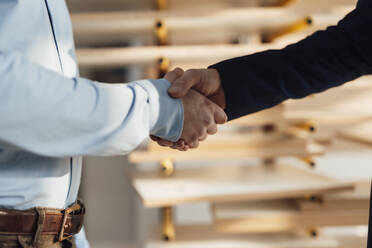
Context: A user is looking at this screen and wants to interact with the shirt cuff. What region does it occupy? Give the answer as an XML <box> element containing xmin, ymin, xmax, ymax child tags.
<box><xmin>134</xmin><ymin>79</ymin><xmax>184</xmax><ymax>142</ymax></box>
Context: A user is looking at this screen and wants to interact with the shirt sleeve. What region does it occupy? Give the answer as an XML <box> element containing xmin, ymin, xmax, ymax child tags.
<box><xmin>210</xmin><ymin>2</ymin><xmax>372</xmax><ymax>120</ymax></box>
<box><xmin>0</xmin><ymin>51</ymin><xmax>183</xmax><ymax>157</ymax></box>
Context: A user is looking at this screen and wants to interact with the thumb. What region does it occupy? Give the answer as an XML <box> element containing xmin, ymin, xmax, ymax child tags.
<box><xmin>213</xmin><ymin>104</ymin><xmax>228</xmax><ymax>124</ymax></box>
<box><xmin>168</xmin><ymin>69</ymin><xmax>201</xmax><ymax>98</ymax></box>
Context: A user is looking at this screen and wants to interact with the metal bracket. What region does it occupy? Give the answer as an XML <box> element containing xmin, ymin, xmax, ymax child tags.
<box><xmin>162</xmin><ymin>206</ymin><xmax>175</xmax><ymax>241</ymax></box>
<box><xmin>298</xmin><ymin>156</ymin><xmax>316</xmax><ymax>168</ymax></box>
<box><xmin>155</xmin><ymin>20</ymin><xmax>168</xmax><ymax>46</ymax></box>
<box><xmin>155</xmin><ymin>0</ymin><xmax>167</xmax><ymax>10</ymax></box>
<box><xmin>260</xmin><ymin>0</ymin><xmax>296</xmax><ymax>7</ymax></box>
<box><xmin>158</xmin><ymin>57</ymin><xmax>170</xmax><ymax>78</ymax></box>
<box><xmin>159</xmin><ymin>159</ymin><xmax>175</xmax><ymax>241</ymax></box>
<box><xmin>293</xmin><ymin>120</ymin><xmax>318</xmax><ymax>133</ymax></box>
<box><xmin>308</xmin><ymin>228</ymin><xmax>319</xmax><ymax>238</ymax></box>
<box><xmin>159</xmin><ymin>158</ymin><xmax>174</xmax><ymax>177</ymax></box>
<box><xmin>305</xmin><ymin>194</ymin><xmax>324</xmax><ymax>204</ymax></box>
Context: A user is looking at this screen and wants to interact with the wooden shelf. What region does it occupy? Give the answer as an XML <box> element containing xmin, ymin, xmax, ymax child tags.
<box><xmin>67</xmin><ymin>0</ymin><xmax>356</xmax><ymax>13</ymax></box>
<box><xmin>227</xmin><ymin>105</ymin><xmax>286</xmax><ymax>126</ymax></box>
<box><xmin>213</xmin><ymin>181</ymin><xmax>370</xmax><ymax>233</ymax></box>
<box><xmin>337</xmin><ymin>119</ymin><xmax>372</xmax><ymax>147</ymax></box>
<box><xmin>146</xmin><ymin>225</ymin><xmax>340</xmax><ymax>248</ymax></box>
<box><xmin>147</xmin><ymin>133</ymin><xmax>309</xmax><ymax>151</ymax></box>
<box><xmin>129</xmin><ymin>140</ymin><xmax>324</xmax><ymax>163</ymax></box>
<box><xmin>76</xmin><ymin>44</ymin><xmax>276</xmax><ymax>68</ymax></box>
<box><xmin>213</xmin><ymin>200</ymin><xmax>368</xmax><ymax>233</ymax></box>
<box><xmin>71</xmin><ymin>7</ymin><xmax>350</xmax><ymax>36</ymax></box>
<box><xmin>131</xmin><ymin>164</ymin><xmax>353</xmax><ymax>208</ymax></box>
<box><xmin>285</xmin><ymin>84</ymin><xmax>372</xmax><ymax>123</ymax></box>
<box><xmin>130</xmin><ymin>124</ymin><xmax>325</xmax><ymax>163</ymax></box>
<box><xmin>298</xmin><ymin>181</ymin><xmax>371</xmax><ymax>211</ymax></box>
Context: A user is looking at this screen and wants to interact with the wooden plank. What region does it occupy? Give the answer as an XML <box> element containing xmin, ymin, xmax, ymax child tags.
<box><xmin>297</xmin><ymin>181</ymin><xmax>371</xmax><ymax>211</ymax></box>
<box><xmin>131</xmin><ymin>164</ymin><xmax>353</xmax><ymax>208</ymax></box>
<box><xmin>337</xmin><ymin>120</ymin><xmax>372</xmax><ymax>147</ymax></box>
<box><xmin>324</xmin><ymin>226</ymin><xmax>368</xmax><ymax>248</ymax></box>
<box><xmin>146</xmin><ymin>225</ymin><xmax>339</xmax><ymax>248</ymax></box>
<box><xmin>76</xmin><ymin>44</ymin><xmax>277</xmax><ymax>68</ymax></box>
<box><xmin>228</xmin><ymin>105</ymin><xmax>286</xmax><ymax>126</ymax></box>
<box><xmin>213</xmin><ymin>199</ymin><xmax>368</xmax><ymax>233</ymax></box>
<box><xmin>147</xmin><ymin>133</ymin><xmax>308</xmax><ymax>151</ymax></box>
<box><xmin>67</xmin><ymin>0</ymin><xmax>356</xmax><ymax>13</ymax></box>
<box><xmin>71</xmin><ymin>7</ymin><xmax>350</xmax><ymax>36</ymax></box>
<box><xmin>284</xmin><ymin>82</ymin><xmax>372</xmax><ymax>123</ymax></box>
<box><xmin>129</xmin><ymin>140</ymin><xmax>324</xmax><ymax>163</ymax></box>
<box><xmin>71</xmin><ymin>1</ymin><xmax>354</xmax><ymax>45</ymax></box>
<box><xmin>71</xmin><ymin>8</ymin><xmax>302</xmax><ymax>35</ymax></box>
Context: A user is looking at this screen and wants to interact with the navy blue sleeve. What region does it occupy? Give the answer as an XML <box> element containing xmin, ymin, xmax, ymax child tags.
<box><xmin>210</xmin><ymin>0</ymin><xmax>372</xmax><ymax>120</ymax></box>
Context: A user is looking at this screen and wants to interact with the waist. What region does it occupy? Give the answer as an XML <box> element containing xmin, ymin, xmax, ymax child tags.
<box><xmin>0</xmin><ymin>201</ymin><xmax>85</xmax><ymax>243</ymax></box>
<box><xmin>0</xmin><ymin>152</ymin><xmax>82</xmax><ymax>209</ymax></box>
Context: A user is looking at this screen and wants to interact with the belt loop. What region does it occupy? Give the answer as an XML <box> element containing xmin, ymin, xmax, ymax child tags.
<box><xmin>32</xmin><ymin>208</ymin><xmax>46</xmax><ymax>247</ymax></box>
<box><xmin>18</xmin><ymin>235</ymin><xmax>33</xmax><ymax>248</ymax></box>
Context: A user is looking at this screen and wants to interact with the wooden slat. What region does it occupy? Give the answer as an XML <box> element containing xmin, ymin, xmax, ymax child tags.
<box><xmin>129</xmin><ymin>140</ymin><xmax>324</xmax><ymax>163</ymax></box>
<box><xmin>213</xmin><ymin>199</ymin><xmax>368</xmax><ymax>233</ymax></box>
<box><xmin>71</xmin><ymin>7</ymin><xmax>350</xmax><ymax>36</ymax></box>
<box><xmin>228</xmin><ymin>105</ymin><xmax>286</xmax><ymax>126</ymax></box>
<box><xmin>337</xmin><ymin>120</ymin><xmax>372</xmax><ymax>147</ymax></box>
<box><xmin>297</xmin><ymin>181</ymin><xmax>371</xmax><ymax>211</ymax></box>
<box><xmin>284</xmin><ymin>80</ymin><xmax>372</xmax><ymax>123</ymax></box>
<box><xmin>146</xmin><ymin>224</ymin><xmax>339</xmax><ymax>248</ymax></box>
<box><xmin>147</xmin><ymin>133</ymin><xmax>307</xmax><ymax>151</ymax></box>
<box><xmin>131</xmin><ymin>164</ymin><xmax>353</xmax><ymax>208</ymax></box>
<box><xmin>324</xmin><ymin>226</ymin><xmax>368</xmax><ymax>248</ymax></box>
<box><xmin>67</xmin><ymin>0</ymin><xmax>357</xmax><ymax>13</ymax></box>
<box><xmin>71</xmin><ymin>8</ymin><xmax>301</xmax><ymax>35</ymax></box>
<box><xmin>76</xmin><ymin>44</ymin><xmax>277</xmax><ymax>67</ymax></box>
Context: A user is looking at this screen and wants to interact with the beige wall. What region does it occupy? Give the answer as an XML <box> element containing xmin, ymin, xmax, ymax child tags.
<box><xmin>80</xmin><ymin>156</ymin><xmax>136</xmax><ymax>247</ymax></box>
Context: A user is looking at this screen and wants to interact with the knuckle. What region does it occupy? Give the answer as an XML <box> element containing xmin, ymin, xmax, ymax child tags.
<box><xmin>174</xmin><ymin>67</ymin><xmax>184</xmax><ymax>75</ymax></box>
<box><xmin>187</xmin><ymin>69</ymin><xmax>200</xmax><ymax>79</ymax></box>
<box><xmin>199</xmin><ymin>133</ymin><xmax>208</xmax><ymax>141</ymax></box>
<box><xmin>187</xmin><ymin>69</ymin><xmax>197</xmax><ymax>76</ymax></box>
<box><xmin>203</xmin><ymin>117</ymin><xmax>212</xmax><ymax>126</ymax></box>
<box><xmin>190</xmin><ymin>134</ymin><xmax>198</xmax><ymax>142</ymax></box>
<box><xmin>208</xmin><ymin>125</ymin><xmax>217</xmax><ymax>135</ymax></box>
<box><xmin>189</xmin><ymin>141</ymin><xmax>199</xmax><ymax>149</ymax></box>
<box><xmin>197</xmin><ymin>128</ymin><xmax>205</xmax><ymax>137</ymax></box>
<box><xmin>204</xmin><ymin>99</ymin><xmax>214</xmax><ymax>110</ymax></box>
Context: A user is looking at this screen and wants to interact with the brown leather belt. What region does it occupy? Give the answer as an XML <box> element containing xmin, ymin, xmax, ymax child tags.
<box><xmin>0</xmin><ymin>202</ymin><xmax>85</xmax><ymax>242</ymax></box>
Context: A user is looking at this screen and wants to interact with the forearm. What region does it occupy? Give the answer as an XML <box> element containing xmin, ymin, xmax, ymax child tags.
<box><xmin>210</xmin><ymin>4</ymin><xmax>372</xmax><ymax>120</ymax></box>
<box><xmin>0</xmin><ymin>51</ymin><xmax>183</xmax><ymax>157</ymax></box>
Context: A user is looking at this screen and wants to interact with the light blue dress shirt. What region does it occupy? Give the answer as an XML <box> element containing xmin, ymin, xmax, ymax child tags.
<box><xmin>0</xmin><ymin>0</ymin><xmax>184</xmax><ymax>247</ymax></box>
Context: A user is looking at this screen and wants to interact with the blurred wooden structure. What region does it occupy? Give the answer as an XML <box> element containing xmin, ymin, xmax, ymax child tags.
<box><xmin>69</xmin><ymin>0</ymin><xmax>371</xmax><ymax>247</ymax></box>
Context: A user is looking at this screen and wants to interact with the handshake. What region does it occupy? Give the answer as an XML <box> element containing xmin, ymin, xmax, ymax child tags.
<box><xmin>151</xmin><ymin>68</ymin><xmax>227</xmax><ymax>151</ymax></box>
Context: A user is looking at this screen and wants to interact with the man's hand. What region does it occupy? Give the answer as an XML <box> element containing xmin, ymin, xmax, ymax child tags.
<box><xmin>151</xmin><ymin>89</ymin><xmax>226</xmax><ymax>150</ymax></box>
<box><xmin>150</xmin><ymin>68</ymin><xmax>227</xmax><ymax>150</ymax></box>
<box><xmin>167</xmin><ymin>68</ymin><xmax>226</xmax><ymax>109</ymax></box>
<box><xmin>182</xmin><ymin>89</ymin><xmax>227</xmax><ymax>147</ymax></box>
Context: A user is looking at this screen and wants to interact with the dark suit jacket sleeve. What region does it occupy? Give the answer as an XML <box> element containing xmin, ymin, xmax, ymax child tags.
<box><xmin>209</xmin><ymin>0</ymin><xmax>372</xmax><ymax>121</ymax></box>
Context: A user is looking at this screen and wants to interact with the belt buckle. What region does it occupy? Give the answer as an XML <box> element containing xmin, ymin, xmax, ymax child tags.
<box><xmin>58</xmin><ymin>203</ymin><xmax>82</xmax><ymax>242</ymax></box>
